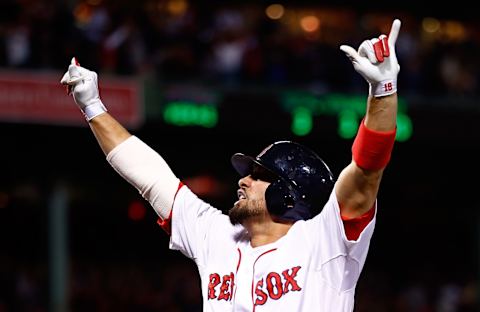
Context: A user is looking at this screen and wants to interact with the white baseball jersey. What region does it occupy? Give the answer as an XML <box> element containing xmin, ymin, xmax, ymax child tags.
<box><xmin>168</xmin><ymin>184</ymin><xmax>376</xmax><ymax>312</ymax></box>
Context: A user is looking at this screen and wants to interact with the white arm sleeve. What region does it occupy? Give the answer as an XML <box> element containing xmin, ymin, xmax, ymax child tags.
<box><xmin>106</xmin><ymin>136</ymin><xmax>180</xmax><ymax>219</ymax></box>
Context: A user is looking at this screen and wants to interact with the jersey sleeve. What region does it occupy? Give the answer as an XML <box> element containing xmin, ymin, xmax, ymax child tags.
<box><xmin>304</xmin><ymin>185</ymin><xmax>377</xmax><ymax>292</ymax></box>
<box><xmin>168</xmin><ymin>185</ymin><xmax>227</xmax><ymax>262</ymax></box>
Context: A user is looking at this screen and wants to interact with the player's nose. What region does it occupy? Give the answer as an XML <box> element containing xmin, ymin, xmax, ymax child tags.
<box><xmin>238</xmin><ymin>175</ymin><xmax>253</xmax><ymax>188</ymax></box>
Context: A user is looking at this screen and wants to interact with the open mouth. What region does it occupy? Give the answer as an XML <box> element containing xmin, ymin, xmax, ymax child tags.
<box><xmin>237</xmin><ymin>189</ymin><xmax>247</xmax><ymax>200</ymax></box>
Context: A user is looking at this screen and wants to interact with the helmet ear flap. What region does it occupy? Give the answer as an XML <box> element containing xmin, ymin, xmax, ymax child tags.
<box><xmin>265</xmin><ymin>180</ymin><xmax>294</xmax><ymax>217</ymax></box>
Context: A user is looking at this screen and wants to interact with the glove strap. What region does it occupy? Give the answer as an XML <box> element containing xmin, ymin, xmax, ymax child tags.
<box><xmin>83</xmin><ymin>100</ymin><xmax>107</xmax><ymax>121</ymax></box>
<box><xmin>369</xmin><ymin>79</ymin><xmax>397</xmax><ymax>97</ymax></box>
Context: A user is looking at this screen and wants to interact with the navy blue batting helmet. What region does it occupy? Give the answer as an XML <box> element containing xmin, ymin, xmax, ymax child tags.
<box><xmin>231</xmin><ymin>141</ymin><xmax>335</xmax><ymax>222</ymax></box>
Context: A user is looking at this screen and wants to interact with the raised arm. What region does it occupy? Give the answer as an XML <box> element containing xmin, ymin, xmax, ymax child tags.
<box><xmin>60</xmin><ymin>59</ymin><xmax>180</xmax><ymax>221</ymax></box>
<box><xmin>88</xmin><ymin>113</ymin><xmax>132</xmax><ymax>155</ymax></box>
<box><xmin>336</xmin><ymin>19</ymin><xmax>401</xmax><ymax>218</ymax></box>
<box><xmin>60</xmin><ymin>58</ymin><xmax>131</xmax><ymax>154</ymax></box>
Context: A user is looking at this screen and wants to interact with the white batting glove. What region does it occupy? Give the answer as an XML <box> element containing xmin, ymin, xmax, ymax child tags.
<box><xmin>340</xmin><ymin>19</ymin><xmax>401</xmax><ymax>97</ymax></box>
<box><xmin>60</xmin><ymin>57</ymin><xmax>107</xmax><ymax>121</ymax></box>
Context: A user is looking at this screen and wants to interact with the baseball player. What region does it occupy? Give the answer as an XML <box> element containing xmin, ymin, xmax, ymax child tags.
<box><xmin>61</xmin><ymin>19</ymin><xmax>402</xmax><ymax>311</ymax></box>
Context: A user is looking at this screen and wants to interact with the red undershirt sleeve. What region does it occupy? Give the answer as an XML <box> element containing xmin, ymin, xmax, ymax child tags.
<box><xmin>341</xmin><ymin>206</ymin><xmax>376</xmax><ymax>241</ymax></box>
<box><xmin>157</xmin><ymin>182</ymin><xmax>184</xmax><ymax>235</ymax></box>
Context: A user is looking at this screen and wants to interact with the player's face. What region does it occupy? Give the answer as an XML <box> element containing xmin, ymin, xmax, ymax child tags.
<box><xmin>229</xmin><ymin>166</ymin><xmax>276</xmax><ymax>225</ymax></box>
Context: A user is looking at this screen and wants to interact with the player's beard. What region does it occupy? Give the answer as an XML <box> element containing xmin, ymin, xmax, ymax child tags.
<box><xmin>229</xmin><ymin>198</ymin><xmax>267</xmax><ymax>225</ymax></box>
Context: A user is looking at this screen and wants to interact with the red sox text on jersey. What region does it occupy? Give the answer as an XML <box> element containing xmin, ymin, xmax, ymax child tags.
<box><xmin>208</xmin><ymin>266</ymin><xmax>302</xmax><ymax>304</ymax></box>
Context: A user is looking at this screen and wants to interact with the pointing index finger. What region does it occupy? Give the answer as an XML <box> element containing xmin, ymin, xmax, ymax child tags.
<box><xmin>388</xmin><ymin>19</ymin><xmax>401</xmax><ymax>46</ymax></box>
<box><xmin>71</xmin><ymin>57</ymin><xmax>80</xmax><ymax>66</ymax></box>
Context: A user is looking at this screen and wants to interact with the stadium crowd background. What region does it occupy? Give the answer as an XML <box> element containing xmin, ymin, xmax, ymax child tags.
<box><xmin>0</xmin><ymin>0</ymin><xmax>479</xmax><ymax>311</ymax></box>
<box><xmin>1</xmin><ymin>0</ymin><xmax>479</xmax><ymax>96</ymax></box>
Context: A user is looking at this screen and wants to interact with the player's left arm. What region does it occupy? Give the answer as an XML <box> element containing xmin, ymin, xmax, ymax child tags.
<box><xmin>335</xmin><ymin>19</ymin><xmax>401</xmax><ymax>219</ymax></box>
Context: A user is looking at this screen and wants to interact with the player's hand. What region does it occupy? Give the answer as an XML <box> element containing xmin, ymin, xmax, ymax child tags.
<box><xmin>60</xmin><ymin>57</ymin><xmax>107</xmax><ymax>120</ymax></box>
<box><xmin>340</xmin><ymin>19</ymin><xmax>401</xmax><ymax>97</ymax></box>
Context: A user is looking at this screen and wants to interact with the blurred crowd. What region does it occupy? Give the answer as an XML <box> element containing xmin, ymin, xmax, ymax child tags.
<box><xmin>0</xmin><ymin>0</ymin><xmax>480</xmax><ymax>96</ymax></box>
<box><xmin>0</xmin><ymin>257</ymin><xmax>202</xmax><ymax>312</ymax></box>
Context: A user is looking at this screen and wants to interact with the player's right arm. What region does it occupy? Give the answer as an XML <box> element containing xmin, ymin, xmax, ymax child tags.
<box><xmin>60</xmin><ymin>59</ymin><xmax>179</xmax><ymax>221</ymax></box>
<box><xmin>87</xmin><ymin>113</ymin><xmax>131</xmax><ymax>155</ymax></box>
<box><xmin>60</xmin><ymin>59</ymin><xmax>233</xmax><ymax>263</ymax></box>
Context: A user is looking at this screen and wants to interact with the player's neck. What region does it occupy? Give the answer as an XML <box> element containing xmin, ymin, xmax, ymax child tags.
<box><xmin>244</xmin><ymin>219</ymin><xmax>293</xmax><ymax>248</ymax></box>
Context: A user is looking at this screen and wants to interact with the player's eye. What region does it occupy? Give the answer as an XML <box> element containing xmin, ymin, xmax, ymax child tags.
<box><xmin>250</xmin><ymin>166</ymin><xmax>277</xmax><ymax>183</ymax></box>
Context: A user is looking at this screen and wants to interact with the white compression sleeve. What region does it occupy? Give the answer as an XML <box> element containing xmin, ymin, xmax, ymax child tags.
<box><xmin>106</xmin><ymin>136</ymin><xmax>180</xmax><ymax>220</ymax></box>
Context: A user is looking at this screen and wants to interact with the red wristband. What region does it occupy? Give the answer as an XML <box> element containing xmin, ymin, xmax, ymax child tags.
<box><xmin>352</xmin><ymin>120</ymin><xmax>396</xmax><ymax>170</ymax></box>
